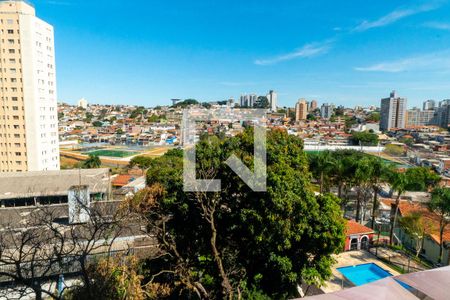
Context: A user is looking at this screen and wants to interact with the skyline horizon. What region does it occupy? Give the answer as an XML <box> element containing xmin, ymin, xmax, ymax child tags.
<box><xmin>62</xmin><ymin>89</ymin><xmax>444</xmax><ymax>110</ymax></box>
<box><xmin>30</xmin><ymin>0</ymin><xmax>450</xmax><ymax>108</ymax></box>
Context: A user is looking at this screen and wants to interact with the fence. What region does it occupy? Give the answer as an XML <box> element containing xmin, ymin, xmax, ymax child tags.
<box><xmin>368</xmin><ymin>243</ymin><xmax>428</xmax><ymax>273</ymax></box>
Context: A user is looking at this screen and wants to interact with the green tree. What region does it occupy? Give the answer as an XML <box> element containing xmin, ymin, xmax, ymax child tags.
<box><xmin>173</xmin><ymin>99</ymin><xmax>199</xmax><ymax>108</ymax></box>
<box><xmin>308</xmin><ymin>151</ymin><xmax>336</xmax><ymax>193</ymax></box>
<box><xmin>366</xmin><ymin>112</ymin><xmax>380</xmax><ymax>122</ymax></box>
<box><xmin>66</xmin><ymin>256</ymin><xmax>147</xmax><ymax>300</ymax></box>
<box><xmin>368</xmin><ymin>157</ymin><xmax>395</xmax><ymax>229</ymax></box>
<box><xmin>405</xmin><ymin>167</ymin><xmax>440</xmax><ymax>192</ymax></box>
<box><xmin>92</xmin><ymin>121</ymin><xmax>103</xmax><ymax>127</ymax></box>
<box><xmin>429</xmin><ymin>188</ymin><xmax>450</xmax><ymax>264</ymax></box>
<box><xmin>83</xmin><ymin>154</ymin><xmax>101</xmax><ymax>169</ymax></box>
<box><xmin>389</xmin><ymin>172</ymin><xmax>409</xmax><ymax>245</ymax></box>
<box><xmin>399</xmin><ymin>212</ymin><xmax>430</xmax><ymax>257</ymax></box>
<box><xmin>306</xmin><ymin>114</ymin><xmax>316</xmax><ymax>121</ymax></box>
<box><xmin>350</xmin><ymin>131</ymin><xmax>379</xmax><ymax>146</ymax></box>
<box><xmin>129</xmin><ymin>155</ymin><xmax>153</xmax><ymax>170</ymax></box>
<box><xmin>353</xmin><ymin>157</ymin><xmax>373</xmax><ymax>223</ymax></box>
<box><xmin>344</xmin><ymin>117</ymin><xmax>358</xmax><ymax>131</ymax></box>
<box><xmin>255</xmin><ymin>96</ymin><xmax>270</xmax><ymax>109</ymax></box>
<box><xmin>133</xmin><ymin>129</ymin><xmax>345</xmax><ymax>299</ymax></box>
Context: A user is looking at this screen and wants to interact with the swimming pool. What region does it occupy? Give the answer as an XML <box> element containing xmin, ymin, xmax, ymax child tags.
<box><xmin>337</xmin><ymin>263</ymin><xmax>392</xmax><ymax>286</ymax></box>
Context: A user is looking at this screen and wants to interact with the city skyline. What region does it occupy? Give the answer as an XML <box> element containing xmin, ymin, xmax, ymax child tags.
<box><xmin>33</xmin><ymin>0</ymin><xmax>450</xmax><ymax>108</ymax></box>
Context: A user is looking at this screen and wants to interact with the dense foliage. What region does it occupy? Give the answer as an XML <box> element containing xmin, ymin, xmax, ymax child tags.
<box><xmin>350</xmin><ymin>131</ymin><xmax>379</xmax><ymax>146</ymax></box>
<box><xmin>131</xmin><ymin>129</ymin><xmax>345</xmax><ymax>299</ymax></box>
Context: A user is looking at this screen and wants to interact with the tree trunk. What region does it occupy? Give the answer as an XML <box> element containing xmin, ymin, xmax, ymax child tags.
<box><xmin>439</xmin><ymin>219</ymin><xmax>445</xmax><ymax>264</ymax></box>
<box><xmin>356</xmin><ymin>189</ymin><xmax>361</xmax><ymax>223</ymax></box>
<box><xmin>33</xmin><ymin>287</ymin><xmax>42</xmax><ymax>300</ymax></box>
<box><xmin>416</xmin><ymin>237</ymin><xmax>422</xmax><ymax>257</ymax></box>
<box><xmin>209</xmin><ymin>215</ymin><xmax>233</xmax><ymax>298</ymax></box>
<box><xmin>389</xmin><ymin>193</ymin><xmax>401</xmax><ymax>245</ymax></box>
<box><xmin>320</xmin><ymin>172</ymin><xmax>324</xmax><ymax>194</ymax></box>
<box><xmin>371</xmin><ymin>186</ymin><xmax>378</xmax><ymax>229</ymax></box>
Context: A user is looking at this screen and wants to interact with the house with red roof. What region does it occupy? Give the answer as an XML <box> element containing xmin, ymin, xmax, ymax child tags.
<box><xmin>344</xmin><ymin>220</ymin><xmax>375</xmax><ymax>251</ymax></box>
<box><xmin>392</xmin><ymin>201</ymin><xmax>450</xmax><ymax>265</ymax></box>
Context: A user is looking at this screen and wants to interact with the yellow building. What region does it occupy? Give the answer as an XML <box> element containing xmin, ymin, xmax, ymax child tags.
<box><xmin>0</xmin><ymin>0</ymin><xmax>59</xmax><ymax>172</ymax></box>
<box><xmin>295</xmin><ymin>99</ymin><xmax>308</xmax><ymax>122</ymax></box>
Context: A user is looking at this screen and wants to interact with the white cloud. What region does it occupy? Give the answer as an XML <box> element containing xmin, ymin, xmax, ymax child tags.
<box><xmin>423</xmin><ymin>21</ymin><xmax>450</xmax><ymax>30</ymax></box>
<box><xmin>254</xmin><ymin>41</ymin><xmax>332</xmax><ymax>66</ymax></box>
<box><xmin>354</xmin><ymin>51</ymin><xmax>450</xmax><ymax>72</ymax></box>
<box><xmin>353</xmin><ymin>3</ymin><xmax>442</xmax><ymax>32</ymax></box>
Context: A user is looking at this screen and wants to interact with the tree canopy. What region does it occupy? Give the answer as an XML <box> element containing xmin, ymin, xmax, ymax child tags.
<box><xmin>350</xmin><ymin>131</ymin><xmax>379</xmax><ymax>146</ymax></box>
<box><xmin>131</xmin><ymin>129</ymin><xmax>345</xmax><ymax>299</ymax></box>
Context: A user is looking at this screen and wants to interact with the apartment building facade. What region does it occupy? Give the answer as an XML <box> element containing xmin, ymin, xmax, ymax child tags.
<box><xmin>0</xmin><ymin>0</ymin><xmax>59</xmax><ymax>172</ymax></box>
<box><xmin>295</xmin><ymin>99</ymin><xmax>307</xmax><ymax>122</ymax></box>
<box><xmin>406</xmin><ymin>108</ymin><xmax>436</xmax><ymax>128</ymax></box>
<box><xmin>380</xmin><ymin>90</ymin><xmax>407</xmax><ymax>131</ymax></box>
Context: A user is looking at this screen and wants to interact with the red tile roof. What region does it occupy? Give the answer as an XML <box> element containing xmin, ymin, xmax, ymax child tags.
<box><xmin>346</xmin><ymin>220</ymin><xmax>374</xmax><ymax>236</ymax></box>
<box><xmin>112</xmin><ymin>174</ymin><xmax>134</xmax><ymax>187</ymax></box>
<box><xmin>381</xmin><ymin>199</ymin><xmax>450</xmax><ymax>244</ymax></box>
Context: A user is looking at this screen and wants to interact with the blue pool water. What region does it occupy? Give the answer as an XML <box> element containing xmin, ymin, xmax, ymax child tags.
<box><xmin>337</xmin><ymin>263</ymin><xmax>393</xmax><ymax>286</ymax></box>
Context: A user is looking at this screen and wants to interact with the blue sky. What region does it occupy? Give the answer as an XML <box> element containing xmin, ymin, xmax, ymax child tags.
<box><xmin>35</xmin><ymin>0</ymin><xmax>450</xmax><ymax>108</ymax></box>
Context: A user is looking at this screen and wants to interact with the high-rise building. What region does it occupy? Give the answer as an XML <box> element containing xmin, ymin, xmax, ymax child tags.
<box><xmin>295</xmin><ymin>99</ymin><xmax>308</xmax><ymax>122</ymax></box>
<box><xmin>320</xmin><ymin>103</ymin><xmax>334</xmax><ymax>119</ymax></box>
<box><xmin>78</xmin><ymin>98</ymin><xmax>88</xmax><ymax>109</ymax></box>
<box><xmin>380</xmin><ymin>91</ymin><xmax>407</xmax><ymax>131</ymax></box>
<box><xmin>406</xmin><ymin>108</ymin><xmax>436</xmax><ymax>127</ymax></box>
<box><xmin>309</xmin><ymin>100</ymin><xmax>317</xmax><ymax>112</ymax></box>
<box><xmin>0</xmin><ymin>0</ymin><xmax>60</xmax><ymax>172</ymax></box>
<box><xmin>239</xmin><ymin>94</ymin><xmax>257</xmax><ymax>107</ymax></box>
<box><xmin>440</xmin><ymin>99</ymin><xmax>450</xmax><ymax>108</ymax></box>
<box><xmin>423</xmin><ymin>100</ymin><xmax>436</xmax><ymax>111</ymax></box>
<box><xmin>266</xmin><ymin>90</ymin><xmax>277</xmax><ymax>112</ymax></box>
<box><xmin>435</xmin><ymin>101</ymin><xmax>450</xmax><ymax>129</ymax></box>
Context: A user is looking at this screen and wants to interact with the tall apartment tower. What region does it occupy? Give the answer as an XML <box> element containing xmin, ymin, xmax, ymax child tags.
<box><xmin>423</xmin><ymin>99</ymin><xmax>435</xmax><ymax>111</ymax></box>
<box><xmin>309</xmin><ymin>99</ymin><xmax>317</xmax><ymax>112</ymax></box>
<box><xmin>0</xmin><ymin>0</ymin><xmax>60</xmax><ymax>172</ymax></box>
<box><xmin>380</xmin><ymin>91</ymin><xmax>407</xmax><ymax>131</ymax></box>
<box><xmin>295</xmin><ymin>99</ymin><xmax>307</xmax><ymax>122</ymax></box>
<box><xmin>239</xmin><ymin>94</ymin><xmax>257</xmax><ymax>107</ymax></box>
<box><xmin>266</xmin><ymin>90</ymin><xmax>277</xmax><ymax>112</ymax></box>
<box><xmin>320</xmin><ymin>103</ymin><xmax>334</xmax><ymax>119</ymax></box>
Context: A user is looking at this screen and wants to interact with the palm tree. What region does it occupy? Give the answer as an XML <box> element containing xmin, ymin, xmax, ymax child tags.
<box><xmin>309</xmin><ymin>151</ymin><xmax>336</xmax><ymax>193</ymax></box>
<box><xmin>354</xmin><ymin>157</ymin><xmax>372</xmax><ymax>223</ymax></box>
<box><xmin>429</xmin><ymin>187</ymin><xmax>450</xmax><ymax>264</ymax></box>
<box><xmin>83</xmin><ymin>154</ymin><xmax>102</xmax><ymax>169</ymax></box>
<box><xmin>369</xmin><ymin>158</ymin><xmax>395</xmax><ymax>229</ymax></box>
<box><xmin>389</xmin><ymin>171</ymin><xmax>409</xmax><ymax>245</ymax></box>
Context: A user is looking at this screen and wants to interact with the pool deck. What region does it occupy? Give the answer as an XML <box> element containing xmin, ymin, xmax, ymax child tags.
<box><xmin>322</xmin><ymin>250</ymin><xmax>401</xmax><ymax>293</ymax></box>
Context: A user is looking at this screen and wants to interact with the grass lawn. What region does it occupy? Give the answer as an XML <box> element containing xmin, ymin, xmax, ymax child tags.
<box><xmin>84</xmin><ymin>149</ymin><xmax>139</xmax><ymax>158</ymax></box>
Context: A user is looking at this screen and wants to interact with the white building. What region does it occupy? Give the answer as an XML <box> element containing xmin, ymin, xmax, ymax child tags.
<box><xmin>380</xmin><ymin>91</ymin><xmax>407</xmax><ymax>131</ymax></box>
<box><xmin>267</xmin><ymin>90</ymin><xmax>277</xmax><ymax>112</ymax></box>
<box><xmin>0</xmin><ymin>0</ymin><xmax>60</xmax><ymax>172</ymax></box>
<box><xmin>239</xmin><ymin>94</ymin><xmax>257</xmax><ymax>107</ymax></box>
<box><xmin>320</xmin><ymin>103</ymin><xmax>334</xmax><ymax>119</ymax></box>
<box><xmin>77</xmin><ymin>98</ymin><xmax>88</xmax><ymax>109</ymax></box>
<box><xmin>423</xmin><ymin>99</ymin><xmax>436</xmax><ymax>111</ymax></box>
